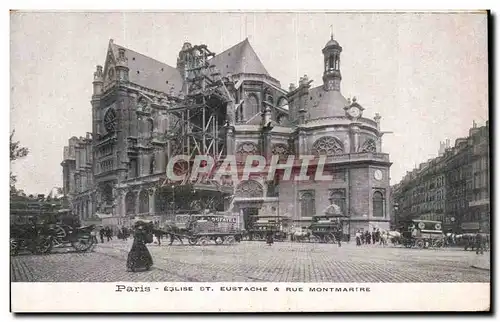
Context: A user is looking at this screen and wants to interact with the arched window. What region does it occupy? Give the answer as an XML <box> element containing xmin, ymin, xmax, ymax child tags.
<box><xmin>373</xmin><ymin>191</ymin><xmax>385</xmax><ymax>218</ymax></box>
<box><xmin>245</xmin><ymin>94</ymin><xmax>259</xmax><ymax>121</ymax></box>
<box><xmin>328</xmin><ymin>55</ymin><xmax>334</xmax><ymax>70</ymax></box>
<box><xmin>125</xmin><ymin>191</ymin><xmax>137</xmax><ymax>215</ymax></box>
<box><xmin>150</xmin><ymin>154</ymin><xmax>156</xmax><ymax>175</ymax></box>
<box><xmin>329</xmin><ymin>189</ymin><xmax>346</xmax><ymax>215</ymax></box>
<box><xmin>139</xmin><ymin>190</ymin><xmax>149</xmax><ymax>215</ymax></box>
<box><xmin>312</xmin><ymin>136</ymin><xmax>344</xmax><ymax>157</ymax></box>
<box><xmin>299</xmin><ymin>191</ymin><xmax>315</xmax><ymax>217</ymax></box>
<box><xmin>361</xmin><ymin>139</ymin><xmax>377</xmax><ymax>153</ymax></box>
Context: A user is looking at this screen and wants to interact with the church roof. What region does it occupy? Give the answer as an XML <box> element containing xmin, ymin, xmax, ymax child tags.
<box><xmin>307</xmin><ymin>86</ymin><xmax>348</xmax><ymax>120</ymax></box>
<box><xmin>208</xmin><ymin>38</ymin><xmax>270</xmax><ymax>77</ymax></box>
<box><xmin>110</xmin><ymin>42</ymin><xmax>184</xmax><ymax>94</ymax></box>
<box><xmin>107</xmin><ymin>38</ymin><xmax>270</xmax><ymax>95</ymax></box>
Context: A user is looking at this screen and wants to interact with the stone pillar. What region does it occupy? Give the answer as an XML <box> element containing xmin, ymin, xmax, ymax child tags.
<box><xmin>298</xmin><ymin>130</ymin><xmax>307</xmax><ymax>155</ymax></box>
<box><xmin>88</xmin><ymin>198</ymin><xmax>93</xmax><ymax>218</ymax></box>
<box><xmin>135</xmin><ymin>191</ymin><xmax>140</xmax><ymax>215</ymax></box>
<box><xmin>155</xmin><ymin>150</ymin><xmax>165</xmax><ymax>174</ymax></box>
<box><xmin>350</xmin><ymin>124</ymin><xmax>360</xmax><ymax>153</ymax></box>
<box><xmin>225</xmin><ymin>126</ymin><xmax>236</xmax><ymax>156</ymax></box>
<box><xmin>149</xmin><ymin>188</ymin><xmax>156</xmax><ymax>216</ymax></box>
<box><xmin>118</xmin><ymin>191</ymin><xmax>126</xmax><ymax>217</ymax></box>
<box><xmin>142</xmin><ymin>154</ymin><xmax>151</xmax><ymax>176</ymax></box>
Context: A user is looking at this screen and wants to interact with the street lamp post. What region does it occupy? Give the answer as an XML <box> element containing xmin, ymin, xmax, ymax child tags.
<box><xmin>393</xmin><ymin>202</ymin><xmax>399</xmax><ymax>231</ymax></box>
<box><xmin>171</xmin><ymin>185</ymin><xmax>175</xmax><ymax>220</ymax></box>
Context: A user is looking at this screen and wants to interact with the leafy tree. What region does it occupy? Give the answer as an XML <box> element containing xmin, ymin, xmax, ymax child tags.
<box><xmin>10</xmin><ymin>130</ymin><xmax>29</xmax><ymax>194</ymax></box>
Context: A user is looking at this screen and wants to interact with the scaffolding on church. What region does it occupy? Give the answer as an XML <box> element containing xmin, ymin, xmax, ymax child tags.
<box><xmin>156</xmin><ymin>43</ymin><xmax>236</xmax><ymax>214</ymax></box>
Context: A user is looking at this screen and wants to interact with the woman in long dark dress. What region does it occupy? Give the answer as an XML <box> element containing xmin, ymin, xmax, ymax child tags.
<box><xmin>127</xmin><ymin>221</ymin><xmax>154</xmax><ymax>272</ymax></box>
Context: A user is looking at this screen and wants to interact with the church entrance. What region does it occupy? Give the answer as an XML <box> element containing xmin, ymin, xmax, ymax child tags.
<box><xmin>242</xmin><ymin>208</ymin><xmax>259</xmax><ymax>231</ymax></box>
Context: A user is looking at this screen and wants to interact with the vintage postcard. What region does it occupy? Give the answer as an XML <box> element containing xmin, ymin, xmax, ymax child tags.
<box><xmin>9</xmin><ymin>10</ymin><xmax>490</xmax><ymax>312</ymax></box>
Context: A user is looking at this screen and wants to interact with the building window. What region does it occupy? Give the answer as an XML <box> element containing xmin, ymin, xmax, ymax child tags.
<box><xmin>329</xmin><ymin>189</ymin><xmax>346</xmax><ymax>215</ymax></box>
<box><xmin>299</xmin><ymin>190</ymin><xmax>315</xmax><ymax>217</ymax></box>
<box><xmin>373</xmin><ymin>191</ymin><xmax>385</xmax><ymax>217</ymax></box>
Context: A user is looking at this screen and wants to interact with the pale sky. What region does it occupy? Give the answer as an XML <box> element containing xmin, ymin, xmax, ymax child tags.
<box><xmin>10</xmin><ymin>12</ymin><xmax>488</xmax><ymax>195</ymax></box>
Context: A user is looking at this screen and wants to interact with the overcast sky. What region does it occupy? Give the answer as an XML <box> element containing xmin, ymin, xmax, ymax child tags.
<box><xmin>10</xmin><ymin>12</ymin><xmax>488</xmax><ymax>195</ymax></box>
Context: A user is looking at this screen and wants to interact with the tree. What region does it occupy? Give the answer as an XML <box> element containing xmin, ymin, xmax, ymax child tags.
<box><xmin>10</xmin><ymin>130</ymin><xmax>29</xmax><ymax>193</ymax></box>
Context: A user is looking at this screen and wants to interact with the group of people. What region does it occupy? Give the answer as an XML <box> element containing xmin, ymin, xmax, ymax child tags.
<box><xmin>355</xmin><ymin>228</ymin><xmax>387</xmax><ymax>246</ymax></box>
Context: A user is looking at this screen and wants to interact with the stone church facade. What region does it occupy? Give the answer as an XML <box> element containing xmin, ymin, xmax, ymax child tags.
<box><xmin>61</xmin><ymin>35</ymin><xmax>392</xmax><ymax>235</ymax></box>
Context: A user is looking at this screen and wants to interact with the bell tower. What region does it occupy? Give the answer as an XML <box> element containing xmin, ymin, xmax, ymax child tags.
<box><xmin>322</xmin><ymin>29</ymin><xmax>342</xmax><ymax>92</ymax></box>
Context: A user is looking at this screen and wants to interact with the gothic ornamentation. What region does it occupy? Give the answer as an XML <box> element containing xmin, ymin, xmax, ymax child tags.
<box><xmin>236</xmin><ymin>142</ymin><xmax>258</xmax><ymax>158</ymax></box>
<box><xmin>104</xmin><ymin>107</ymin><xmax>117</xmax><ymax>132</ymax></box>
<box><xmin>361</xmin><ymin>139</ymin><xmax>377</xmax><ymax>153</ymax></box>
<box><xmin>311</xmin><ymin>136</ymin><xmax>344</xmax><ymax>157</ymax></box>
<box><xmin>271</xmin><ymin>143</ymin><xmax>290</xmax><ymax>161</ymax></box>
<box><xmin>236</xmin><ymin>180</ymin><xmax>264</xmax><ymax>198</ymax></box>
<box><xmin>137</xmin><ymin>97</ymin><xmax>151</xmax><ymax>113</ymax></box>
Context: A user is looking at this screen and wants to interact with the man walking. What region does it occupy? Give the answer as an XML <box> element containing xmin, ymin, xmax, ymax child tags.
<box><xmin>355</xmin><ymin>230</ymin><xmax>361</xmax><ymax>246</ymax></box>
<box><xmin>475</xmin><ymin>232</ymin><xmax>484</xmax><ymax>255</ymax></box>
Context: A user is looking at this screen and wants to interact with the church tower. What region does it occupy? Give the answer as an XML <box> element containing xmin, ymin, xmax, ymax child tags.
<box><xmin>322</xmin><ymin>32</ymin><xmax>342</xmax><ymax>92</ymax></box>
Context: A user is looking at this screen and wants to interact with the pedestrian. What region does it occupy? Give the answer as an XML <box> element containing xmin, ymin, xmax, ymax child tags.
<box><xmin>91</xmin><ymin>228</ymin><xmax>98</xmax><ymax>244</ymax></box>
<box><xmin>365</xmin><ymin>231</ymin><xmax>371</xmax><ymax>245</ymax></box>
<box><xmin>99</xmin><ymin>227</ymin><xmax>105</xmax><ymax>243</ymax></box>
<box><xmin>122</xmin><ymin>227</ymin><xmax>128</xmax><ymax>241</ymax></box>
<box><xmin>105</xmin><ymin>227</ymin><xmax>112</xmax><ymax>242</ymax></box>
<box><xmin>360</xmin><ymin>231</ymin><xmax>365</xmax><ymax>244</ymax></box>
<box><xmin>355</xmin><ymin>230</ymin><xmax>361</xmax><ymax>246</ymax></box>
<box><xmin>372</xmin><ymin>229</ymin><xmax>376</xmax><ymax>244</ymax></box>
<box><xmin>376</xmin><ymin>229</ymin><xmax>381</xmax><ymax>243</ymax></box>
<box><xmin>475</xmin><ymin>232</ymin><xmax>484</xmax><ymax>255</ymax></box>
<box><xmin>266</xmin><ymin>230</ymin><xmax>274</xmax><ymax>245</ymax></box>
<box><xmin>155</xmin><ymin>229</ymin><xmax>162</xmax><ymax>246</ymax></box>
<box><xmin>126</xmin><ymin>221</ymin><xmax>154</xmax><ymax>272</ymax></box>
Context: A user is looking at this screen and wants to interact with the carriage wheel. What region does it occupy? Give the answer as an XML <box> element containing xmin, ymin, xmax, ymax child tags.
<box><xmin>10</xmin><ymin>238</ymin><xmax>20</xmax><ymax>256</ymax></box>
<box><xmin>214</xmin><ymin>237</ymin><xmax>224</xmax><ymax>245</ymax></box>
<box><xmin>188</xmin><ymin>237</ymin><xmax>199</xmax><ymax>245</ymax></box>
<box><xmin>224</xmin><ymin>236</ymin><xmax>236</xmax><ymax>245</ymax></box>
<box><xmin>432</xmin><ymin>239</ymin><xmax>444</xmax><ymax>248</ymax></box>
<box><xmin>70</xmin><ymin>235</ymin><xmax>94</xmax><ymax>252</ymax></box>
<box><xmin>309</xmin><ymin>235</ymin><xmax>320</xmax><ymax>243</ymax></box>
<box><xmin>416</xmin><ymin>239</ymin><xmax>425</xmax><ymax>249</ymax></box>
<box><xmin>324</xmin><ymin>234</ymin><xmax>335</xmax><ymax>244</ymax></box>
<box><xmin>198</xmin><ymin>237</ymin><xmax>210</xmax><ymax>246</ymax></box>
<box><xmin>52</xmin><ymin>225</ymin><xmax>67</xmax><ymax>246</ymax></box>
<box><xmin>32</xmin><ymin>236</ymin><xmax>53</xmax><ymax>254</ymax></box>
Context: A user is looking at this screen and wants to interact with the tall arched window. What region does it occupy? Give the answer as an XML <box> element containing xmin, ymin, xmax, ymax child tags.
<box><xmin>245</xmin><ymin>94</ymin><xmax>259</xmax><ymax>121</ymax></box>
<box><xmin>373</xmin><ymin>191</ymin><xmax>385</xmax><ymax>217</ymax></box>
<box><xmin>329</xmin><ymin>189</ymin><xmax>346</xmax><ymax>215</ymax></box>
<box><xmin>299</xmin><ymin>191</ymin><xmax>315</xmax><ymax>217</ymax></box>
<box><xmin>328</xmin><ymin>55</ymin><xmax>334</xmax><ymax>70</ymax></box>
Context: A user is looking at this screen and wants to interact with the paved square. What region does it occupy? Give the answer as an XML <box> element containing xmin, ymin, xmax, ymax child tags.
<box><xmin>11</xmin><ymin>240</ymin><xmax>490</xmax><ymax>283</ymax></box>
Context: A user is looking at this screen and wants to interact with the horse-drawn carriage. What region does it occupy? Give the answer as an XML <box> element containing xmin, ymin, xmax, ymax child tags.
<box><xmin>308</xmin><ymin>214</ymin><xmax>343</xmax><ymax>244</ymax></box>
<box><xmin>164</xmin><ymin>212</ymin><xmax>243</xmax><ymax>246</ymax></box>
<box><xmin>248</xmin><ymin>219</ymin><xmax>287</xmax><ymax>242</ymax></box>
<box><xmin>400</xmin><ymin>219</ymin><xmax>445</xmax><ymax>249</ymax></box>
<box><xmin>456</xmin><ymin>233</ymin><xmax>490</xmax><ymax>251</ymax></box>
<box><xmin>10</xmin><ymin>209</ymin><xmax>95</xmax><ymax>256</ymax></box>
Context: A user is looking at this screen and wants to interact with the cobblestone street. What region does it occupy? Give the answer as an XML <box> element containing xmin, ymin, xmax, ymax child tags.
<box><xmin>11</xmin><ymin>240</ymin><xmax>490</xmax><ymax>283</ymax></box>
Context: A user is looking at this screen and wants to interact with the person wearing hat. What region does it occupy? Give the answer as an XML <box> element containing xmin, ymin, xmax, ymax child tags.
<box><xmin>126</xmin><ymin>221</ymin><xmax>154</xmax><ymax>272</ymax></box>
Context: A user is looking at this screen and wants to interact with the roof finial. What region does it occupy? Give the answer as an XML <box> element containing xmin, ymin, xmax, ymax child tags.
<box><xmin>330</xmin><ymin>25</ymin><xmax>334</xmax><ymax>40</ymax></box>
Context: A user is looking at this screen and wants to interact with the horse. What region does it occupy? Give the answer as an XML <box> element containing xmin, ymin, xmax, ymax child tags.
<box><xmin>386</xmin><ymin>231</ymin><xmax>401</xmax><ymax>245</ymax></box>
<box><xmin>163</xmin><ymin>224</ymin><xmax>185</xmax><ymax>245</ymax></box>
<box><xmin>291</xmin><ymin>229</ymin><xmax>311</xmax><ymax>242</ymax></box>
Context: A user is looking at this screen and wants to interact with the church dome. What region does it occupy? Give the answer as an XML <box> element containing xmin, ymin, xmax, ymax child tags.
<box><xmin>307</xmin><ymin>86</ymin><xmax>348</xmax><ymax>120</ymax></box>
<box><xmin>324</xmin><ymin>38</ymin><xmax>339</xmax><ymax>48</ymax></box>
